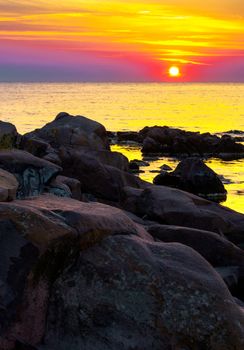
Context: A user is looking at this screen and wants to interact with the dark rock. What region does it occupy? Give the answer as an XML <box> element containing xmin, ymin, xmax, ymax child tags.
<box><xmin>139</xmin><ymin>125</ymin><xmax>244</xmax><ymax>158</ymax></box>
<box><xmin>147</xmin><ymin>224</ymin><xmax>244</xmax><ymax>269</ymax></box>
<box><xmin>0</xmin><ymin>169</ymin><xmax>18</xmax><ymax>201</ymax></box>
<box><xmin>42</xmin><ymin>235</ymin><xmax>244</xmax><ymax>350</ymax></box>
<box><xmin>51</xmin><ymin>175</ymin><xmax>82</xmax><ymax>200</ymax></box>
<box><xmin>131</xmin><ymin>159</ymin><xmax>150</xmax><ymax>167</ymax></box>
<box><xmin>0</xmin><ymin>150</ymin><xmax>61</xmax><ymax>198</ymax></box>
<box><xmin>117</xmin><ymin>131</ymin><xmax>142</xmax><ymax>143</ymax></box>
<box><xmin>129</xmin><ymin>160</ymin><xmax>140</xmax><ymax>172</ymax></box>
<box><xmin>87</xmin><ymin>150</ymin><xmax>129</xmax><ymax>171</ymax></box>
<box><xmin>160</xmin><ymin>164</ymin><xmax>173</xmax><ymax>171</ymax></box>
<box><xmin>59</xmin><ymin>148</ymin><xmax>146</xmax><ymax>202</ymax></box>
<box><xmin>0</xmin><ymin>220</ymin><xmax>40</xmax><ymax>337</ymax></box>
<box><xmin>153</xmin><ymin>158</ymin><xmax>227</xmax><ymax>202</ymax></box>
<box><xmin>24</xmin><ymin>112</ymin><xmax>110</xmax><ymax>151</ymax></box>
<box><xmin>147</xmin><ymin>224</ymin><xmax>244</xmax><ymax>300</ymax></box>
<box><xmin>0</xmin><ymin>121</ymin><xmax>18</xmax><ymax>149</ymax></box>
<box><xmin>122</xmin><ymin>185</ymin><xmax>244</xmax><ymax>245</ymax></box>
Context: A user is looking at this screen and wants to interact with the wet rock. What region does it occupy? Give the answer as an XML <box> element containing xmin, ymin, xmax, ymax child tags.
<box><xmin>0</xmin><ymin>169</ymin><xmax>18</xmax><ymax>201</ymax></box>
<box><xmin>0</xmin><ymin>150</ymin><xmax>61</xmax><ymax>198</ymax></box>
<box><xmin>24</xmin><ymin>112</ymin><xmax>110</xmax><ymax>151</ymax></box>
<box><xmin>153</xmin><ymin>158</ymin><xmax>227</xmax><ymax>202</ymax></box>
<box><xmin>122</xmin><ymin>185</ymin><xmax>244</xmax><ymax>245</ymax></box>
<box><xmin>42</xmin><ymin>235</ymin><xmax>244</xmax><ymax>350</ymax></box>
<box><xmin>0</xmin><ymin>121</ymin><xmax>18</xmax><ymax>149</ymax></box>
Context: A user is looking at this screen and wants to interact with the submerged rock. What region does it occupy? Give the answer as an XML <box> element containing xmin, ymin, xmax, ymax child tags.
<box><xmin>154</xmin><ymin>157</ymin><xmax>227</xmax><ymax>202</ymax></box>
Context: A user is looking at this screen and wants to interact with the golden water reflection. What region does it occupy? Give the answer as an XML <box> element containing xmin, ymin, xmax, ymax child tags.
<box><xmin>112</xmin><ymin>145</ymin><xmax>244</xmax><ymax>214</ymax></box>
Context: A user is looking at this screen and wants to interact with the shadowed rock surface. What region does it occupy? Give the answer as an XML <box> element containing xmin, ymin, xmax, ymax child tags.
<box><xmin>0</xmin><ymin>169</ymin><xmax>18</xmax><ymax>201</ymax></box>
<box><xmin>153</xmin><ymin>158</ymin><xmax>227</xmax><ymax>202</ymax></box>
<box><xmin>0</xmin><ymin>114</ymin><xmax>244</xmax><ymax>350</ymax></box>
<box><xmin>59</xmin><ymin>148</ymin><xmax>146</xmax><ymax>202</ymax></box>
<box><xmin>122</xmin><ymin>185</ymin><xmax>244</xmax><ymax>245</ymax></box>
<box><xmin>0</xmin><ymin>150</ymin><xmax>61</xmax><ymax>198</ymax></box>
<box><xmin>42</xmin><ymin>235</ymin><xmax>244</xmax><ymax>350</ymax></box>
<box><xmin>0</xmin><ymin>121</ymin><xmax>18</xmax><ymax>149</ymax></box>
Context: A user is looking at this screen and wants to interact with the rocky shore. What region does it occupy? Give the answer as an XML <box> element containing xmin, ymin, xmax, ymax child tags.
<box><xmin>0</xmin><ymin>112</ymin><xmax>244</xmax><ymax>350</ymax></box>
<box><xmin>109</xmin><ymin>126</ymin><xmax>244</xmax><ymax>160</ymax></box>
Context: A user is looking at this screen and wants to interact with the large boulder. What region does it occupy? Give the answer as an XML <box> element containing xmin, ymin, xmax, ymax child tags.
<box><xmin>42</xmin><ymin>236</ymin><xmax>244</xmax><ymax>349</ymax></box>
<box><xmin>0</xmin><ymin>121</ymin><xmax>18</xmax><ymax>149</ymax></box>
<box><xmin>0</xmin><ymin>169</ymin><xmax>18</xmax><ymax>201</ymax></box>
<box><xmin>0</xmin><ymin>150</ymin><xmax>61</xmax><ymax>198</ymax></box>
<box><xmin>0</xmin><ymin>194</ymin><xmax>150</xmax><ymax>248</ymax></box>
<box><xmin>1</xmin><ymin>196</ymin><xmax>244</xmax><ymax>349</ymax></box>
<box><xmin>147</xmin><ymin>224</ymin><xmax>244</xmax><ymax>299</ymax></box>
<box><xmin>23</xmin><ymin>112</ymin><xmax>110</xmax><ymax>151</ymax></box>
<box><xmin>153</xmin><ymin>158</ymin><xmax>227</xmax><ymax>202</ymax></box>
<box><xmin>122</xmin><ymin>185</ymin><xmax>244</xmax><ymax>245</ymax></box>
<box><xmin>147</xmin><ymin>224</ymin><xmax>244</xmax><ymax>268</ymax></box>
<box><xmin>59</xmin><ymin>148</ymin><xmax>146</xmax><ymax>202</ymax></box>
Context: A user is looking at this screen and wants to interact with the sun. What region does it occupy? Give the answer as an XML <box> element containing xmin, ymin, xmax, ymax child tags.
<box><xmin>169</xmin><ymin>66</ymin><xmax>180</xmax><ymax>77</ymax></box>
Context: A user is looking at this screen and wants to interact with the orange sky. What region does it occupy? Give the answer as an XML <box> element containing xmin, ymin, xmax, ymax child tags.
<box><xmin>1</xmin><ymin>0</ymin><xmax>244</xmax><ymax>81</ymax></box>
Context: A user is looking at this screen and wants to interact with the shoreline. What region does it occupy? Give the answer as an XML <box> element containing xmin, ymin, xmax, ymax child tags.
<box><xmin>0</xmin><ymin>112</ymin><xmax>244</xmax><ymax>349</ymax></box>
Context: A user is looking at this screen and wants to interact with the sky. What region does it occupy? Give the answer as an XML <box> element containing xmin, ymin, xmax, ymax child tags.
<box><xmin>1</xmin><ymin>0</ymin><xmax>244</xmax><ymax>82</ymax></box>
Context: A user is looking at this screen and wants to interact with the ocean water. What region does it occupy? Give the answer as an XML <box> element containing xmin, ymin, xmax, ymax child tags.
<box><xmin>0</xmin><ymin>82</ymin><xmax>243</xmax><ymax>213</ymax></box>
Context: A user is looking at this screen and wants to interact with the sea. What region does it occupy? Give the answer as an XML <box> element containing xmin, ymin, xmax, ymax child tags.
<box><xmin>0</xmin><ymin>82</ymin><xmax>244</xmax><ymax>213</ymax></box>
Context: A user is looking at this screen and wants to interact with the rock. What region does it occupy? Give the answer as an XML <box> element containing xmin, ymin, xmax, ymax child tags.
<box><xmin>0</xmin><ymin>169</ymin><xmax>18</xmax><ymax>201</ymax></box>
<box><xmin>0</xmin><ymin>220</ymin><xmax>40</xmax><ymax>341</ymax></box>
<box><xmin>24</xmin><ymin>112</ymin><xmax>110</xmax><ymax>151</ymax></box>
<box><xmin>139</xmin><ymin>125</ymin><xmax>244</xmax><ymax>158</ymax></box>
<box><xmin>122</xmin><ymin>185</ymin><xmax>244</xmax><ymax>245</ymax></box>
<box><xmin>0</xmin><ymin>194</ymin><xmax>149</xmax><ymax>248</ymax></box>
<box><xmin>51</xmin><ymin>175</ymin><xmax>82</xmax><ymax>200</ymax></box>
<box><xmin>0</xmin><ymin>150</ymin><xmax>61</xmax><ymax>198</ymax></box>
<box><xmin>87</xmin><ymin>150</ymin><xmax>129</xmax><ymax>171</ymax></box>
<box><xmin>147</xmin><ymin>224</ymin><xmax>244</xmax><ymax>269</ymax></box>
<box><xmin>42</xmin><ymin>235</ymin><xmax>244</xmax><ymax>350</ymax></box>
<box><xmin>117</xmin><ymin>131</ymin><xmax>142</xmax><ymax>143</ymax></box>
<box><xmin>129</xmin><ymin>160</ymin><xmax>140</xmax><ymax>172</ymax></box>
<box><xmin>160</xmin><ymin>164</ymin><xmax>173</xmax><ymax>171</ymax></box>
<box><xmin>0</xmin><ymin>196</ymin><xmax>152</xmax><ymax>349</ymax></box>
<box><xmin>46</xmin><ymin>178</ymin><xmax>72</xmax><ymax>198</ymax></box>
<box><xmin>0</xmin><ymin>121</ymin><xmax>18</xmax><ymax>149</ymax></box>
<box><xmin>131</xmin><ymin>159</ymin><xmax>150</xmax><ymax>167</ymax></box>
<box><xmin>153</xmin><ymin>158</ymin><xmax>227</xmax><ymax>202</ymax></box>
<box><xmin>59</xmin><ymin>148</ymin><xmax>146</xmax><ymax>202</ymax></box>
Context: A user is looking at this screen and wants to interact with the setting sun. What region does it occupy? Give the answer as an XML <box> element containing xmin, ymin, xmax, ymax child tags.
<box><xmin>169</xmin><ymin>66</ymin><xmax>180</xmax><ymax>77</ymax></box>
